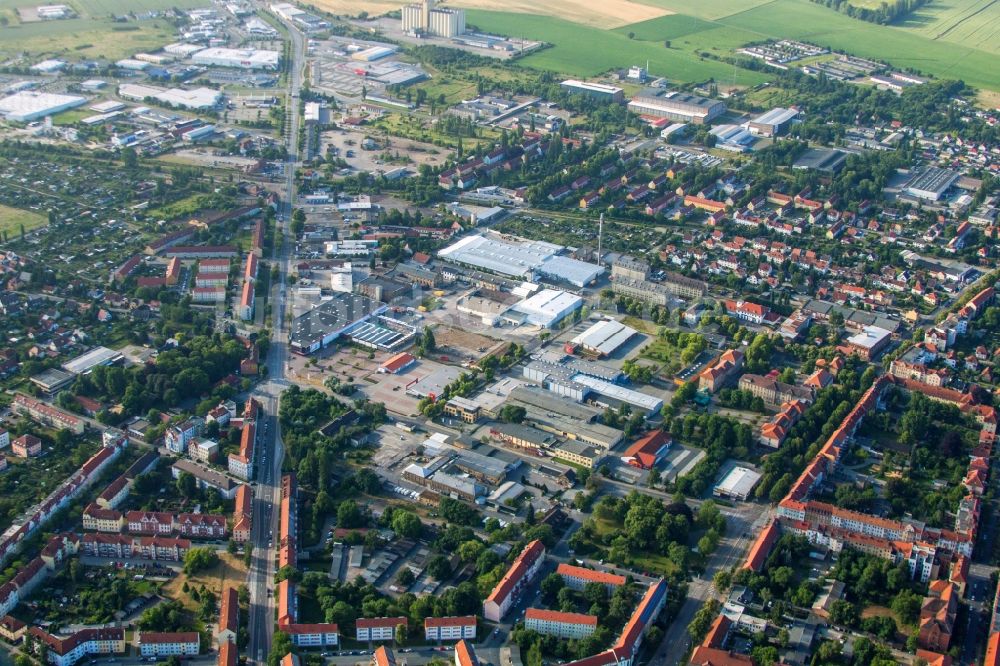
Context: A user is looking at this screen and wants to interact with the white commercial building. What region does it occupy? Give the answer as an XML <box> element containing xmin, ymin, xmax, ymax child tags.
<box><xmin>62</xmin><ymin>346</ymin><xmax>124</xmax><ymax>375</ymax></box>
<box><xmin>119</xmin><ymin>84</ymin><xmax>222</xmax><ymax>110</ymax></box>
<box><xmin>714</xmin><ymin>466</ymin><xmax>762</xmax><ymax>501</ymax></box>
<box><xmin>30</xmin><ymin>59</ymin><xmax>66</xmax><ymax>73</ymax></box>
<box><xmin>509</xmin><ymin>289</ymin><xmax>582</xmax><ymax>328</ymax></box>
<box><xmin>191</xmin><ymin>47</ymin><xmax>281</xmax><ymax>70</ymax></box>
<box><xmin>571</xmin><ymin>319</ymin><xmax>637</xmax><ymax>357</ymax></box>
<box><xmin>0</xmin><ymin>91</ymin><xmax>85</xmax><ymax>121</ymax></box>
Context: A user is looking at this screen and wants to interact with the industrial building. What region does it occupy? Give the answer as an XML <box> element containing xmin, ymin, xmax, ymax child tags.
<box><xmin>713</xmin><ymin>466</ymin><xmax>762</xmax><ymax>501</ymax></box>
<box><xmin>62</xmin><ymin>346</ymin><xmax>124</xmax><ymax>375</ymax></box>
<box><xmin>792</xmin><ymin>147</ymin><xmax>848</xmax><ymax>173</ymax></box>
<box><xmin>747</xmin><ymin>107</ymin><xmax>798</xmax><ymax>137</ymax></box>
<box><xmin>508</xmin><ymin>289</ymin><xmax>583</xmax><ymax>328</ymax></box>
<box><xmin>191</xmin><ymin>48</ymin><xmax>281</xmax><ymax>70</ymax></box>
<box><xmin>710</xmin><ymin>124</ymin><xmax>756</xmax><ymax>152</ymax></box>
<box><xmin>570</xmin><ymin>319</ymin><xmax>638</xmax><ymax>357</ymax></box>
<box><xmin>627</xmin><ymin>89</ymin><xmax>726</xmax><ymax>124</ymax></box>
<box><xmin>437</xmin><ymin>234</ymin><xmax>602</xmax><ymax>287</ymax></box>
<box><xmin>0</xmin><ymin>91</ymin><xmax>86</xmax><ymax>122</ymax></box>
<box><xmin>559</xmin><ymin>80</ymin><xmax>624</xmax><ymax>103</ymax></box>
<box><xmin>118</xmin><ymin>84</ymin><xmax>222</xmax><ymax>110</ymax></box>
<box><xmin>905</xmin><ymin>167</ymin><xmax>959</xmax><ymax>202</ymax></box>
<box><xmin>845</xmin><ymin>325</ymin><xmax>893</xmax><ymax>361</ymax></box>
<box><xmin>289</xmin><ymin>293</ymin><xmax>387</xmax><ymax>354</ymax></box>
<box><xmin>401</xmin><ymin>0</ymin><xmax>465</xmax><ymax>37</ymax></box>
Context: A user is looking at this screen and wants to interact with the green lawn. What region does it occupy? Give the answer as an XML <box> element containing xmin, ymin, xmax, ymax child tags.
<box><xmin>0</xmin><ymin>204</ymin><xmax>47</xmax><ymax>237</ymax></box>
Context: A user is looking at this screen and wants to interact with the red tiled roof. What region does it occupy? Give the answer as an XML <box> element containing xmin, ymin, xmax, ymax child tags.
<box><xmin>525</xmin><ymin>608</ymin><xmax>597</xmax><ymax>626</ymax></box>
<box><xmin>556</xmin><ymin>563</ymin><xmax>626</xmax><ymax>587</ymax></box>
<box><xmin>357</xmin><ymin>616</ymin><xmax>408</xmax><ymax>629</ymax></box>
<box><xmin>424</xmin><ymin>616</ymin><xmax>476</xmax><ymax>628</ymax></box>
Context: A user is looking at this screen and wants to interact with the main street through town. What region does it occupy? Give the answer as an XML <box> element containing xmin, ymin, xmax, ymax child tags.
<box><xmin>246</xmin><ymin>9</ymin><xmax>305</xmax><ymax>666</ymax></box>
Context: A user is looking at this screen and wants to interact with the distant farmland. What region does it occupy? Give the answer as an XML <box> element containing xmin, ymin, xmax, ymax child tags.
<box><xmin>468</xmin><ymin>0</ymin><xmax>1000</xmax><ymax>93</ymax></box>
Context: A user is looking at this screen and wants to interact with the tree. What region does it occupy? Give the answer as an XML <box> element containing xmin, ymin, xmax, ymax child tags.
<box><xmin>394</xmin><ymin>623</ymin><xmax>407</xmax><ymax>645</ymax></box>
<box><xmin>391</xmin><ymin>511</ymin><xmax>422</xmax><ymax>539</ymax></box>
<box><xmin>498</xmin><ymin>404</ymin><xmax>527</xmax><ymax>424</ymax></box>
<box><xmin>176</xmin><ymin>471</ymin><xmax>198</xmax><ymax>498</ymax></box>
<box><xmin>183</xmin><ymin>547</ymin><xmax>219</xmax><ymax>575</ymax></box>
<box><xmin>890</xmin><ymin>590</ymin><xmax>921</xmax><ymax>626</ymax></box>
<box><xmin>427</xmin><ymin>554</ymin><xmax>451</xmax><ymax>580</ymax></box>
<box><xmin>541</xmin><ymin>572</ymin><xmax>565</xmax><ymax>601</ymax></box>
<box><xmin>396</xmin><ymin>568</ymin><xmax>415</xmax><ymax>585</ymax></box>
<box><xmin>337</xmin><ymin>500</ymin><xmax>363</xmax><ymax>528</ymax></box>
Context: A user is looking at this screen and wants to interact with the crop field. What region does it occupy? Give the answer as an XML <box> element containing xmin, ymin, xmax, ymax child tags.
<box><xmin>465</xmin><ymin>9</ymin><xmax>769</xmax><ymax>85</ymax></box>
<box><xmin>894</xmin><ymin>0</ymin><xmax>1000</xmax><ymax>54</ymax></box>
<box><xmin>0</xmin><ymin>204</ymin><xmax>47</xmax><ymax>237</ymax></box>
<box><xmin>461</xmin><ymin>0</ymin><xmax>1000</xmax><ymax>94</ymax></box>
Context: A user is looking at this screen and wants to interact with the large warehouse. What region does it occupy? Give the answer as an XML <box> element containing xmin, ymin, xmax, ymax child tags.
<box><xmin>437</xmin><ymin>234</ymin><xmax>602</xmax><ymax>287</ymax></box>
<box><xmin>0</xmin><ymin>91</ymin><xmax>86</xmax><ymax>122</ymax></box>
<box><xmin>118</xmin><ymin>84</ymin><xmax>222</xmax><ymax>109</ymax></box>
<box><xmin>747</xmin><ymin>107</ymin><xmax>798</xmax><ymax>137</ymax></box>
<box><xmin>289</xmin><ymin>293</ymin><xmax>387</xmax><ymax>354</ymax></box>
<box><xmin>571</xmin><ymin>319</ymin><xmax>638</xmax><ymax>357</ymax></box>
<box><xmin>508</xmin><ymin>289</ymin><xmax>582</xmax><ymax>328</ymax></box>
<box><xmin>627</xmin><ymin>89</ymin><xmax>726</xmax><ymax>124</ymax></box>
<box><xmin>191</xmin><ymin>47</ymin><xmax>281</xmax><ymax>70</ymax></box>
<box><xmin>713</xmin><ymin>466</ymin><xmax>762</xmax><ymax>501</ymax></box>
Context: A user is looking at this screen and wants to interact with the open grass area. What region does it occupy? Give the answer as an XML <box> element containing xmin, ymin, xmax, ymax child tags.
<box><xmin>0</xmin><ymin>18</ymin><xmax>179</xmax><ymax>60</ymax></box>
<box><xmin>0</xmin><ymin>204</ymin><xmax>47</xmax><ymax>237</ymax></box>
<box><xmin>162</xmin><ymin>552</ymin><xmax>247</xmax><ymax>614</ymax></box>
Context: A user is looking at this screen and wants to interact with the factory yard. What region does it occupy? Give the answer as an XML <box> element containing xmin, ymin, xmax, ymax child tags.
<box><xmin>320</xmin><ymin>129</ymin><xmax>449</xmax><ymax>175</ymax></box>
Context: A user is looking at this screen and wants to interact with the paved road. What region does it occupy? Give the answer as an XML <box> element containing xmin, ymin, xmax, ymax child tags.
<box><xmin>245</xmin><ymin>8</ymin><xmax>306</xmax><ymax>666</ymax></box>
<box><xmin>645</xmin><ymin>505</ymin><xmax>773</xmax><ymax>665</ymax></box>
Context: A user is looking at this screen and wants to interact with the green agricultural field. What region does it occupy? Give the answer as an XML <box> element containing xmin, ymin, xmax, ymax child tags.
<box><xmin>465</xmin><ymin>9</ymin><xmax>769</xmax><ymax>86</ymax></box>
<box><xmin>893</xmin><ymin>0</ymin><xmax>1000</xmax><ymax>54</ymax></box>
<box><xmin>470</xmin><ymin>0</ymin><xmax>1000</xmax><ymax>95</ymax></box>
<box><xmin>0</xmin><ymin>204</ymin><xmax>47</xmax><ymax>238</ymax></box>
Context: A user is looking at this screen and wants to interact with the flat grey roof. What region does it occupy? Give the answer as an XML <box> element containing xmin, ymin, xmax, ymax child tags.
<box><xmin>289</xmin><ymin>293</ymin><xmax>383</xmax><ymax>348</ymax></box>
<box><xmin>793</xmin><ymin>148</ymin><xmax>848</xmax><ymax>173</ymax></box>
<box><xmin>751</xmin><ymin>107</ymin><xmax>798</xmax><ymax>126</ymax></box>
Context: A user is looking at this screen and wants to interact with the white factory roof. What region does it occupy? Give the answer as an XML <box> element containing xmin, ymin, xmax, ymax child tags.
<box><xmin>571</xmin><ymin>319</ymin><xmax>637</xmax><ymax>355</ymax></box>
<box><xmin>191</xmin><ymin>47</ymin><xmax>281</xmax><ymax>69</ymax></box>
<box><xmin>537</xmin><ymin>255</ymin><xmax>604</xmax><ymax>287</ymax></box>
<box><xmin>30</xmin><ymin>59</ymin><xmax>66</xmax><ymax>73</ymax></box>
<box><xmin>511</xmin><ymin>288</ymin><xmax>582</xmax><ymax>320</ymax></box>
<box><xmin>119</xmin><ymin>83</ymin><xmax>221</xmax><ymax>110</ymax></box>
<box><xmin>438</xmin><ymin>234</ymin><xmax>563</xmax><ymax>278</ymax></box>
<box><xmin>750</xmin><ymin>107</ymin><xmax>798</xmax><ymax>126</ymax></box>
<box><xmin>714</xmin><ymin>466</ymin><xmax>762</xmax><ymax>498</ymax></box>
<box><xmin>0</xmin><ymin>91</ymin><xmax>86</xmax><ymax>122</ymax></box>
<box><xmin>90</xmin><ymin>100</ymin><xmax>126</xmax><ymax>113</ymax></box>
<box><xmin>163</xmin><ymin>42</ymin><xmax>204</xmax><ymax>55</ymax></box>
<box><xmin>569</xmin><ymin>373</ymin><xmax>663</xmax><ymax>413</ymax></box>
<box><xmin>62</xmin><ymin>346</ymin><xmax>123</xmax><ymax>375</ymax></box>
<box><xmin>561</xmin><ymin>79</ymin><xmax>622</xmax><ymax>94</ymax></box>
<box><xmin>846</xmin><ymin>325</ymin><xmax>892</xmax><ymax>350</ymax></box>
